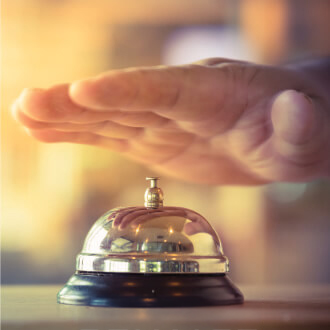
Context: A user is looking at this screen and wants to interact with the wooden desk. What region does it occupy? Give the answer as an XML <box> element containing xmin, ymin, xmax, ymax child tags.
<box><xmin>2</xmin><ymin>285</ymin><xmax>330</xmax><ymax>330</ymax></box>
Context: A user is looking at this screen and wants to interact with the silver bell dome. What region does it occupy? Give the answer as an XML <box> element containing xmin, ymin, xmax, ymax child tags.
<box><xmin>76</xmin><ymin>177</ymin><xmax>229</xmax><ymax>274</ymax></box>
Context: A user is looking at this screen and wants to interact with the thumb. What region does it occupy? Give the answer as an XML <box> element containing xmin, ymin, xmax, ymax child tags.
<box><xmin>270</xmin><ymin>89</ymin><xmax>328</xmax><ymax>178</ymax></box>
<box><xmin>271</xmin><ymin>89</ymin><xmax>320</xmax><ymax>145</ymax></box>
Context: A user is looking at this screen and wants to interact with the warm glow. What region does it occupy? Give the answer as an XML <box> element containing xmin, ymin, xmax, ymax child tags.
<box><xmin>214</xmin><ymin>186</ymin><xmax>265</xmax><ymax>240</ymax></box>
<box><xmin>2</xmin><ymin>0</ymin><xmax>329</xmax><ymax>286</ymax></box>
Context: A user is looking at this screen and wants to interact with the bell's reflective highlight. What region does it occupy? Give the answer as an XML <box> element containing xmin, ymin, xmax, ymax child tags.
<box><xmin>77</xmin><ymin>207</ymin><xmax>229</xmax><ymax>274</ymax></box>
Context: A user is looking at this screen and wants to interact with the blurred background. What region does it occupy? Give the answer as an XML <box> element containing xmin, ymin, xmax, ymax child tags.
<box><xmin>1</xmin><ymin>0</ymin><xmax>330</xmax><ymax>285</ymax></box>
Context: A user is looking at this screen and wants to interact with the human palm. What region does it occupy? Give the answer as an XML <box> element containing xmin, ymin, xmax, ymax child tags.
<box><xmin>12</xmin><ymin>58</ymin><xmax>330</xmax><ymax>184</ymax></box>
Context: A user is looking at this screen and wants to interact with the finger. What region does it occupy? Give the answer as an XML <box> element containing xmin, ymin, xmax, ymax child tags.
<box><xmin>25</xmin><ymin>128</ymin><xmax>128</xmax><ymax>152</ymax></box>
<box><xmin>17</xmin><ymin>85</ymin><xmax>171</xmax><ymax>128</ymax></box>
<box><xmin>13</xmin><ymin>102</ymin><xmax>143</xmax><ymax>139</ymax></box>
<box><xmin>18</xmin><ymin>85</ymin><xmax>88</xmax><ymax>122</ymax></box>
<box><xmin>269</xmin><ymin>89</ymin><xmax>329</xmax><ymax>179</ymax></box>
<box><xmin>12</xmin><ymin>101</ymin><xmax>47</xmax><ymax>129</ymax></box>
<box><xmin>18</xmin><ymin>105</ymin><xmax>191</xmax><ymax>165</ymax></box>
<box><xmin>18</xmin><ymin>85</ymin><xmax>118</xmax><ymax>123</ymax></box>
<box><xmin>272</xmin><ymin>90</ymin><xmax>321</xmax><ymax>143</ymax></box>
<box><xmin>271</xmin><ymin>90</ymin><xmax>326</xmax><ymax>160</ymax></box>
<box><xmin>109</xmin><ymin>111</ymin><xmax>170</xmax><ymax>128</ymax></box>
<box><xmin>69</xmin><ymin>65</ymin><xmax>227</xmax><ymax>121</ymax></box>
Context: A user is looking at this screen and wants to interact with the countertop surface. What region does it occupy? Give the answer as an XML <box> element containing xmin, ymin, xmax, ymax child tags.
<box><xmin>2</xmin><ymin>284</ymin><xmax>330</xmax><ymax>330</ymax></box>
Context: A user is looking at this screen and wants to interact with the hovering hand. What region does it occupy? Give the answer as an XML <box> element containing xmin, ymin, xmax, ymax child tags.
<box><xmin>12</xmin><ymin>58</ymin><xmax>330</xmax><ymax>184</ymax></box>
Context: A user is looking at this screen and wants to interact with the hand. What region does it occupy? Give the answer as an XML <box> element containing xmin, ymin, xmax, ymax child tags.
<box><xmin>12</xmin><ymin>58</ymin><xmax>330</xmax><ymax>184</ymax></box>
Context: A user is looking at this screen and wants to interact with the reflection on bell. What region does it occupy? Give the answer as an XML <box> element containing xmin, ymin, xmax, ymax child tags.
<box><xmin>57</xmin><ymin>177</ymin><xmax>244</xmax><ymax>307</ymax></box>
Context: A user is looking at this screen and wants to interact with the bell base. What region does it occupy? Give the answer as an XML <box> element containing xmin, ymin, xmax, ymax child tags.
<box><xmin>57</xmin><ymin>272</ymin><xmax>244</xmax><ymax>307</ymax></box>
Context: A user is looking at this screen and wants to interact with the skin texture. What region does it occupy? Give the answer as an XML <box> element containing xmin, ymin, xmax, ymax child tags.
<box><xmin>12</xmin><ymin>58</ymin><xmax>330</xmax><ymax>185</ymax></box>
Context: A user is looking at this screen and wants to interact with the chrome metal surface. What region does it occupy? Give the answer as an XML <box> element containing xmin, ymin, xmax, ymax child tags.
<box><xmin>144</xmin><ymin>177</ymin><xmax>164</xmax><ymax>208</ymax></box>
<box><xmin>76</xmin><ymin>205</ymin><xmax>229</xmax><ymax>274</ymax></box>
<box><xmin>59</xmin><ymin>177</ymin><xmax>241</xmax><ymax>308</ymax></box>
